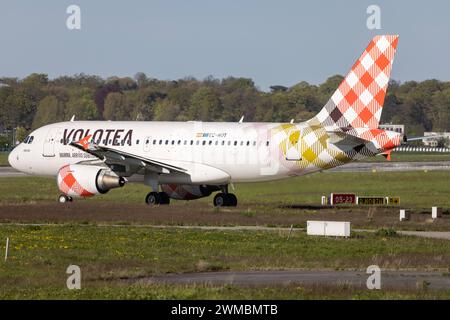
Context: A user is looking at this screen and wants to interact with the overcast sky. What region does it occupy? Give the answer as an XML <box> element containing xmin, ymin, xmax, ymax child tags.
<box><xmin>0</xmin><ymin>0</ymin><xmax>449</xmax><ymax>90</ymax></box>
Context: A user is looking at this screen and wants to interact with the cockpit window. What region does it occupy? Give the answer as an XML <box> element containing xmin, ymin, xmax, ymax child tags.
<box><xmin>22</xmin><ymin>135</ymin><xmax>34</xmax><ymax>144</ymax></box>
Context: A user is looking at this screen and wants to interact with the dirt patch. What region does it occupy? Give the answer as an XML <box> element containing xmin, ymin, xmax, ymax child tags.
<box><xmin>0</xmin><ymin>201</ymin><xmax>449</xmax><ymax>230</ymax></box>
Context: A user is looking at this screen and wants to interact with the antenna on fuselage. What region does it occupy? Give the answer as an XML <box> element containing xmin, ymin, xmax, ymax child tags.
<box><xmin>238</xmin><ymin>116</ymin><xmax>244</xmax><ymax>123</ymax></box>
<box><xmin>290</xmin><ymin>119</ymin><xmax>294</xmax><ymax>124</ymax></box>
<box><xmin>70</xmin><ymin>115</ymin><xmax>76</xmax><ymax>122</ymax></box>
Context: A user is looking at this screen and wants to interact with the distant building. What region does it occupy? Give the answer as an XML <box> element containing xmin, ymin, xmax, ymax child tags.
<box><xmin>423</xmin><ymin>132</ymin><xmax>450</xmax><ymax>147</ymax></box>
<box><xmin>379</xmin><ymin>124</ymin><xmax>404</xmax><ymax>134</ymax></box>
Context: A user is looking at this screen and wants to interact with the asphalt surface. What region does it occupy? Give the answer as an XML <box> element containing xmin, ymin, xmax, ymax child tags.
<box><xmin>0</xmin><ymin>166</ymin><xmax>26</xmax><ymax>177</ymax></box>
<box><xmin>330</xmin><ymin>161</ymin><xmax>450</xmax><ymax>172</ymax></box>
<box><xmin>136</xmin><ymin>270</ymin><xmax>450</xmax><ymax>289</ymax></box>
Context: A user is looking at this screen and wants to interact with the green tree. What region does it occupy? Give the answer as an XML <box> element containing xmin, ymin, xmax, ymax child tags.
<box><xmin>220</xmin><ymin>77</ymin><xmax>258</xmax><ymax>121</ymax></box>
<box><xmin>318</xmin><ymin>75</ymin><xmax>344</xmax><ymax>104</ymax></box>
<box><xmin>32</xmin><ymin>96</ymin><xmax>64</xmax><ymax>129</ymax></box>
<box><xmin>65</xmin><ymin>91</ymin><xmax>99</xmax><ymax>120</ymax></box>
<box><xmin>188</xmin><ymin>87</ymin><xmax>222</xmax><ymax>121</ymax></box>
<box><xmin>103</xmin><ymin>92</ymin><xmax>133</xmax><ymax>120</ymax></box>
<box><xmin>431</xmin><ymin>88</ymin><xmax>450</xmax><ymax>131</ymax></box>
<box><xmin>15</xmin><ymin>126</ymin><xmax>28</xmax><ymax>144</ymax></box>
<box><xmin>153</xmin><ymin>99</ymin><xmax>180</xmax><ymax>121</ymax></box>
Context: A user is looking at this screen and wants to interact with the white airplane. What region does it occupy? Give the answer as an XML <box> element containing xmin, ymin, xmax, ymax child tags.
<box><xmin>9</xmin><ymin>35</ymin><xmax>410</xmax><ymax>207</ymax></box>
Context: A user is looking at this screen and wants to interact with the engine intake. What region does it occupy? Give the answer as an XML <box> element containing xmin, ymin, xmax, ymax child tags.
<box><xmin>57</xmin><ymin>164</ymin><xmax>125</xmax><ymax>197</ymax></box>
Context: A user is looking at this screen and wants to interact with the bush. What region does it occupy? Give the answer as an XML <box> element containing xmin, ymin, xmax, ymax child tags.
<box><xmin>375</xmin><ymin>228</ymin><xmax>397</xmax><ymax>237</ymax></box>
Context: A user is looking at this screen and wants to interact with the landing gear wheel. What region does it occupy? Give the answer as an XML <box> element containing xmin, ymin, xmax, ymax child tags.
<box><xmin>213</xmin><ymin>193</ymin><xmax>238</xmax><ymax>207</ymax></box>
<box><xmin>58</xmin><ymin>195</ymin><xmax>70</xmax><ymax>203</ymax></box>
<box><xmin>213</xmin><ymin>193</ymin><xmax>229</xmax><ymax>207</ymax></box>
<box><xmin>159</xmin><ymin>192</ymin><xmax>170</xmax><ymax>205</ymax></box>
<box><xmin>213</xmin><ymin>193</ymin><xmax>227</xmax><ymax>207</ymax></box>
<box><xmin>145</xmin><ymin>192</ymin><xmax>161</xmax><ymax>205</ymax></box>
<box><xmin>227</xmin><ymin>193</ymin><xmax>238</xmax><ymax>207</ymax></box>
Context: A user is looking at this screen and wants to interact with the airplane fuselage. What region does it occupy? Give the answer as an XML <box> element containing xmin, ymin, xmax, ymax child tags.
<box><xmin>9</xmin><ymin>120</ymin><xmax>401</xmax><ymax>184</ymax></box>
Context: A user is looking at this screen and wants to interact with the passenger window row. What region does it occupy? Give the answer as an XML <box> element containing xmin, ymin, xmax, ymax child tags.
<box><xmin>59</xmin><ymin>137</ymin><xmax>270</xmax><ymax>147</ymax></box>
<box><xmin>140</xmin><ymin>139</ymin><xmax>270</xmax><ymax>147</ymax></box>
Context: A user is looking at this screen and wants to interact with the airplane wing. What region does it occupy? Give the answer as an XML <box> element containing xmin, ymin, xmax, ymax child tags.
<box><xmin>69</xmin><ymin>135</ymin><xmax>187</xmax><ymax>175</ymax></box>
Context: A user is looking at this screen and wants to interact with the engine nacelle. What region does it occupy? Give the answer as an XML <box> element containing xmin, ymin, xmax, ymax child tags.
<box><xmin>160</xmin><ymin>184</ymin><xmax>220</xmax><ymax>200</ymax></box>
<box><xmin>57</xmin><ymin>164</ymin><xmax>125</xmax><ymax>197</ymax></box>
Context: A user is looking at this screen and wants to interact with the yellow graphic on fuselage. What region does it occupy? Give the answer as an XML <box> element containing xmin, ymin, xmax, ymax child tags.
<box><xmin>272</xmin><ymin>123</ymin><xmax>354</xmax><ymax>174</ymax></box>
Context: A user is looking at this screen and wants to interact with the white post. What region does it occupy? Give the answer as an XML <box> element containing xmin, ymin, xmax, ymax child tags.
<box><xmin>321</xmin><ymin>196</ymin><xmax>327</xmax><ymax>205</ymax></box>
<box><xmin>399</xmin><ymin>209</ymin><xmax>409</xmax><ymax>221</ymax></box>
<box><xmin>5</xmin><ymin>237</ymin><xmax>9</xmax><ymax>262</ymax></box>
<box><xmin>432</xmin><ymin>207</ymin><xmax>442</xmax><ymax>219</ymax></box>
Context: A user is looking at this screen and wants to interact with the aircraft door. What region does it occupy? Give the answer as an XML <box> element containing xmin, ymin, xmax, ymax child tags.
<box><xmin>43</xmin><ymin>127</ymin><xmax>61</xmax><ymax>157</ymax></box>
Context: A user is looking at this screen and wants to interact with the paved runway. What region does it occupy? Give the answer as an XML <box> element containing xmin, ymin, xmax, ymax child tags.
<box><xmin>330</xmin><ymin>161</ymin><xmax>450</xmax><ymax>172</ymax></box>
<box><xmin>0</xmin><ymin>166</ymin><xmax>26</xmax><ymax>177</ymax></box>
<box><xmin>136</xmin><ymin>270</ymin><xmax>450</xmax><ymax>289</ymax></box>
<box><xmin>2</xmin><ymin>161</ymin><xmax>450</xmax><ymax>178</ymax></box>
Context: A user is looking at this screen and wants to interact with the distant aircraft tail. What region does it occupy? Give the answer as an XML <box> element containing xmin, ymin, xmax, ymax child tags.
<box><xmin>309</xmin><ymin>35</ymin><xmax>399</xmax><ymax>130</ymax></box>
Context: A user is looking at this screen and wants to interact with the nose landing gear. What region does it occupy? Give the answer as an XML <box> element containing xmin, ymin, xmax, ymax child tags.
<box><xmin>58</xmin><ymin>194</ymin><xmax>73</xmax><ymax>203</ymax></box>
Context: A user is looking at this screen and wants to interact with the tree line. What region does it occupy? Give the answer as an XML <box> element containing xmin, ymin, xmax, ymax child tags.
<box><xmin>1</xmin><ymin>72</ymin><xmax>450</xmax><ymax>145</ymax></box>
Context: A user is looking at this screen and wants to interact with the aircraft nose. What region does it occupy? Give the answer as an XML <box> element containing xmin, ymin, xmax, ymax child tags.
<box><xmin>8</xmin><ymin>149</ymin><xmax>17</xmax><ymax>169</ymax></box>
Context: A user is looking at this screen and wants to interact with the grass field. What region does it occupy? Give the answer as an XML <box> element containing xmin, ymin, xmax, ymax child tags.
<box><xmin>1</xmin><ymin>167</ymin><xmax>450</xmax><ymax>299</ymax></box>
<box><xmin>0</xmin><ymin>152</ymin><xmax>8</xmax><ymax>166</ymax></box>
<box><xmin>1</xmin><ymin>224</ymin><xmax>450</xmax><ymax>299</ymax></box>
<box><xmin>2</xmin><ymin>171</ymin><xmax>450</xmax><ymax>208</ymax></box>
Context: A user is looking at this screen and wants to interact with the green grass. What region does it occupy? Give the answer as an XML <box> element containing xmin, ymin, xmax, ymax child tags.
<box><xmin>2</xmin><ymin>283</ymin><xmax>450</xmax><ymax>300</ymax></box>
<box><xmin>2</xmin><ymin>169</ymin><xmax>450</xmax><ymax>299</ymax></box>
<box><xmin>0</xmin><ymin>152</ymin><xmax>8</xmax><ymax>166</ymax></box>
<box><xmin>2</xmin><ymin>170</ymin><xmax>450</xmax><ymax>208</ymax></box>
<box><xmin>1</xmin><ymin>225</ymin><xmax>450</xmax><ymax>299</ymax></box>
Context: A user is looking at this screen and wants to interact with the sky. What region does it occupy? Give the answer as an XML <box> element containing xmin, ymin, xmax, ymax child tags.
<box><xmin>0</xmin><ymin>0</ymin><xmax>449</xmax><ymax>90</ymax></box>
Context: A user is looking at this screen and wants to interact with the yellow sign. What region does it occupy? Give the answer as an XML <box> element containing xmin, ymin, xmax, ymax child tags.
<box><xmin>386</xmin><ymin>197</ymin><xmax>400</xmax><ymax>205</ymax></box>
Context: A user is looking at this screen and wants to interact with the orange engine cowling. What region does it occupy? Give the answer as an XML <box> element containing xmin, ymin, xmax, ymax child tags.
<box><xmin>57</xmin><ymin>164</ymin><xmax>125</xmax><ymax>198</ymax></box>
<box><xmin>160</xmin><ymin>184</ymin><xmax>220</xmax><ymax>200</ymax></box>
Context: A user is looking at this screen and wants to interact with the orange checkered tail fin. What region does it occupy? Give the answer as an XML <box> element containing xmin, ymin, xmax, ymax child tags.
<box><xmin>309</xmin><ymin>35</ymin><xmax>399</xmax><ymax>130</ymax></box>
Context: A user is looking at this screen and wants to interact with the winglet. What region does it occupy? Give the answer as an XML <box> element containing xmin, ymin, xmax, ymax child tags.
<box><xmin>76</xmin><ymin>135</ymin><xmax>92</xmax><ymax>150</ymax></box>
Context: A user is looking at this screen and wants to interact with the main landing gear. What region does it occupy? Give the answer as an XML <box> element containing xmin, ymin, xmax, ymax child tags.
<box><xmin>213</xmin><ymin>193</ymin><xmax>237</xmax><ymax>207</ymax></box>
<box><xmin>58</xmin><ymin>194</ymin><xmax>73</xmax><ymax>203</ymax></box>
<box><xmin>145</xmin><ymin>192</ymin><xmax>170</xmax><ymax>205</ymax></box>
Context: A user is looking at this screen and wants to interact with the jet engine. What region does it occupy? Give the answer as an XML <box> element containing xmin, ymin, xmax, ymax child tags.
<box><xmin>57</xmin><ymin>164</ymin><xmax>125</xmax><ymax>197</ymax></box>
<box><xmin>160</xmin><ymin>184</ymin><xmax>220</xmax><ymax>200</ymax></box>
